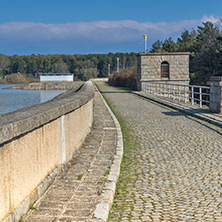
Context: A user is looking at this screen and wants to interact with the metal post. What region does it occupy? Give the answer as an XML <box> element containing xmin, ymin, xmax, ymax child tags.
<box><xmin>164</xmin><ymin>84</ymin><xmax>166</xmax><ymax>97</ymax></box>
<box><xmin>185</xmin><ymin>87</ymin><xmax>187</xmax><ymax>103</ymax></box>
<box><xmin>173</xmin><ymin>85</ymin><xmax>175</xmax><ymax>100</ymax></box>
<box><xmin>191</xmin><ymin>87</ymin><xmax>194</xmax><ymax>105</ymax></box>
<box><xmin>200</xmin><ymin>87</ymin><xmax>202</xmax><ymax>107</ymax></box>
<box><xmin>161</xmin><ymin>83</ymin><xmax>163</xmax><ymax>96</ymax></box>
<box><xmin>178</xmin><ymin>86</ymin><xmax>181</xmax><ymax>101</ymax></box>
<box><xmin>168</xmin><ymin>85</ymin><xmax>170</xmax><ymax>98</ymax></box>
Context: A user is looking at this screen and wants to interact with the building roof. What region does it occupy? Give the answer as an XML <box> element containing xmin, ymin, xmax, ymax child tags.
<box><xmin>138</xmin><ymin>52</ymin><xmax>190</xmax><ymax>56</ymax></box>
<box><xmin>40</xmin><ymin>73</ymin><xmax>74</xmax><ymax>76</ymax></box>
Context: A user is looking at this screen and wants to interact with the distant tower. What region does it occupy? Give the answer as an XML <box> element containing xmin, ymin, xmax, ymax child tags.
<box><xmin>108</xmin><ymin>64</ymin><xmax>110</xmax><ymax>76</ymax></box>
<box><xmin>117</xmin><ymin>58</ymin><xmax>119</xmax><ymax>72</ymax></box>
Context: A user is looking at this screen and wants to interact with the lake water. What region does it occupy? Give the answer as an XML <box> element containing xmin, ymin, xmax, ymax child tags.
<box><xmin>0</xmin><ymin>84</ymin><xmax>65</xmax><ymax>115</ymax></box>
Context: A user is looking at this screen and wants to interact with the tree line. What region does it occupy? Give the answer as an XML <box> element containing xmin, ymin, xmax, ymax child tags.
<box><xmin>1</xmin><ymin>21</ymin><xmax>221</xmax><ymax>85</ymax></box>
<box><xmin>150</xmin><ymin>21</ymin><xmax>222</xmax><ymax>85</ymax></box>
<box><xmin>0</xmin><ymin>52</ymin><xmax>137</xmax><ymax>81</ymax></box>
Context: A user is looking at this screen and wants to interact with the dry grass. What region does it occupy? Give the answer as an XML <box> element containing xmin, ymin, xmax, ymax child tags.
<box><xmin>2</xmin><ymin>74</ymin><xmax>36</xmax><ymax>84</ymax></box>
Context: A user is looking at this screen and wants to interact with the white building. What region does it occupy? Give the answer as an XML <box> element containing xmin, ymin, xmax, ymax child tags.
<box><xmin>40</xmin><ymin>73</ymin><xmax>74</xmax><ymax>82</ymax></box>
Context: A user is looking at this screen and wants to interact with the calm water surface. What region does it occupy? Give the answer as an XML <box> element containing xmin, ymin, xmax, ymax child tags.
<box><xmin>0</xmin><ymin>84</ymin><xmax>65</xmax><ymax>115</ymax></box>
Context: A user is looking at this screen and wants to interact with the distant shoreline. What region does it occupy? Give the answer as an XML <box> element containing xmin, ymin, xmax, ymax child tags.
<box><xmin>7</xmin><ymin>81</ymin><xmax>84</xmax><ymax>91</ymax></box>
<box><xmin>0</xmin><ymin>74</ymin><xmax>38</xmax><ymax>84</ymax></box>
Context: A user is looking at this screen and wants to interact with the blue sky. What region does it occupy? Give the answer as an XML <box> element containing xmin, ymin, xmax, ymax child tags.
<box><xmin>0</xmin><ymin>0</ymin><xmax>221</xmax><ymax>55</ymax></box>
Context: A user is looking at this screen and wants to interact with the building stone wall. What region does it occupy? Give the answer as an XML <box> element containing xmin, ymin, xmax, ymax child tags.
<box><xmin>0</xmin><ymin>81</ymin><xmax>94</xmax><ymax>222</ymax></box>
<box><xmin>137</xmin><ymin>52</ymin><xmax>190</xmax><ymax>90</ymax></box>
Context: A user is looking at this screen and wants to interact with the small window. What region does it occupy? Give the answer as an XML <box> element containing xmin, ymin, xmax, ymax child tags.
<box><xmin>161</xmin><ymin>61</ymin><xmax>169</xmax><ymax>78</ymax></box>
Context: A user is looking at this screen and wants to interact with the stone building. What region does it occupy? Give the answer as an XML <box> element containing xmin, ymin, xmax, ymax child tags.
<box><xmin>137</xmin><ymin>52</ymin><xmax>190</xmax><ymax>90</ymax></box>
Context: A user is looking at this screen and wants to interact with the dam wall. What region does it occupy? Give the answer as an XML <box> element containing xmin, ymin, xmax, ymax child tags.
<box><xmin>0</xmin><ymin>81</ymin><xmax>94</xmax><ymax>222</ymax></box>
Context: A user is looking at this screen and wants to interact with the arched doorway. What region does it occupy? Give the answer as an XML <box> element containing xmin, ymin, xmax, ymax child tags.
<box><xmin>161</xmin><ymin>61</ymin><xmax>169</xmax><ymax>78</ymax></box>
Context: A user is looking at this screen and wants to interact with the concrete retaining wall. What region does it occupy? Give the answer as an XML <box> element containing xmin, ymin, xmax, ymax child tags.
<box><xmin>0</xmin><ymin>81</ymin><xmax>94</xmax><ymax>222</ymax></box>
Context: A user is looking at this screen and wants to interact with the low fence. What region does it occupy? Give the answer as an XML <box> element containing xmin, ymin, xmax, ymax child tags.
<box><xmin>0</xmin><ymin>81</ymin><xmax>94</xmax><ymax>222</ymax></box>
<box><xmin>143</xmin><ymin>81</ymin><xmax>210</xmax><ymax>108</ymax></box>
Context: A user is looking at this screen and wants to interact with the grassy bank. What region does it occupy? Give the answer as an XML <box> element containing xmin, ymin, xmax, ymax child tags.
<box><xmin>95</xmin><ymin>81</ymin><xmax>139</xmax><ymax>221</ymax></box>
<box><xmin>0</xmin><ymin>74</ymin><xmax>38</xmax><ymax>84</ymax></box>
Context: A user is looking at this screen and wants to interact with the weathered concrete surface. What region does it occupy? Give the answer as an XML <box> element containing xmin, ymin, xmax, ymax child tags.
<box><xmin>22</xmin><ymin>87</ymin><xmax>120</xmax><ymax>222</ymax></box>
<box><xmin>97</xmin><ymin>82</ymin><xmax>222</xmax><ymax>222</ymax></box>
<box><xmin>0</xmin><ymin>81</ymin><xmax>94</xmax><ymax>222</ymax></box>
<box><xmin>0</xmin><ymin>81</ymin><xmax>92</xmax><ymax>144</ymax></box>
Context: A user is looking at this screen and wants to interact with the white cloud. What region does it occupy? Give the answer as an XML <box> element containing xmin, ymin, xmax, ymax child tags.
<box><xmin>0</xmin><ymin>15</ymin><xmax>219</xmax><ymax>54</ymax></box>
<box><xmin>0</xmin><ymin>18</ymin><xmax>204</xmax><ymax>42</ymax></box>
<box><xmin>201</xmin><ymin>14</ymin><xmax>219</xmax><ymax>23</ymax></box>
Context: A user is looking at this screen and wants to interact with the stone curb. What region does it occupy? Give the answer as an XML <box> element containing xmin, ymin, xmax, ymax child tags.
<box><xmin>132</xmin><ymin>91</ymin><xmax>222</xmax><ymax>128</ymax></box>
<box><xmin>92</xmin><ymin>86</ymin><xmax>124</xmax><ymax>222</ymax></box>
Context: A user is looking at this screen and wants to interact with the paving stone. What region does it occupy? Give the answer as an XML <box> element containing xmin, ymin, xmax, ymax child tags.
<box><xmin>96</xmin><ymin>82</ymin><xmax>222</xmax><ymax>222</ymax></box>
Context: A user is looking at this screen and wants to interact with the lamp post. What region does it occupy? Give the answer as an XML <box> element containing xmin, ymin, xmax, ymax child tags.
<box><xmin>117</xmin><ymin>57</ymin><xmax>119</xmax><ymax>72</ymax></box>
<box><xmin>144</xmin><ymin>34</ymin><xmax>147</xmax><ymax>53</ymax></box>
<box><xmin>108</xmin><ymin>64</ymin><xmax>110</xmax><ymax>76</ymax></box>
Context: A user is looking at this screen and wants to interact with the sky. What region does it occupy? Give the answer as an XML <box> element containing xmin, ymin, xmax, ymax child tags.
<box><xmin>0</xmin><ymin>0</ymin><xmax>221</xmax><ymax>55</ymax></box>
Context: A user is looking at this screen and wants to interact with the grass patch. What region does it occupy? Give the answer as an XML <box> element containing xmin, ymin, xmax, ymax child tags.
<box><xmin>77</xmin><ymin>174</ymin><xmax>83</xmax><ymax>180</ymax></box>
<box><xmin>95</xmin><ymin>89</ymin><xmax>139</xmax><ymax>221</ymax></box>
<box><xmin>29</xmin><ymin>203</ymin><xmax>38</xmax><ymax>210</ymax></box>
<box><xmin>105</xmin><ymin>166</ymin><xmax>111</xmax><ymax>176</ymax></box>
<box><xmin>95</xmin><ymin>81</ymin><xmax>140</xmax><ymax>221</ymax></box>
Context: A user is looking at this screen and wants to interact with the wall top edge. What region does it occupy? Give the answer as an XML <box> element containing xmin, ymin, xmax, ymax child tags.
<box><xmin>0</xmin><ymin>81</ymin><xmax>94</xmax><ymax>145</ymax></box>
<box><xmin>138</xmin><ymin>52</ymin><xmax>190</xmax><ymax>56</ymax></box>
<box><xmin>140</xmin><ymin>79</ymin><xmax>190</xmax><ymax>81</ymax></box>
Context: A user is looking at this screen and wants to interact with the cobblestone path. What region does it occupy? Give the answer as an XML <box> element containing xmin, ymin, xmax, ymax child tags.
<box><xmin>97</xmin><ymin>82</ymin><xmax>222</xmax><ymax>222</ymax></box>
<box><xmin>23</xmin><ymin>89</ymin><xmax>117</xmax><ymax>222</ymax></box>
